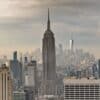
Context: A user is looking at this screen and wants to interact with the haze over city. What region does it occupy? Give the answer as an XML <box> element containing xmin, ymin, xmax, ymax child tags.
<box><xmin>0</xmin><ymin>0</ymin><xmax>100</xmax><ymax>58</ymax></box>
<box><xmin>0</xmin><ymin>1</ymin><xmax>100</xmax><ymax>100</ymax></box>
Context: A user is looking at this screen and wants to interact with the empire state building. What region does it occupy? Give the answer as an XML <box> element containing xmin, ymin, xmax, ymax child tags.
<box><xmin>42</xmin><ymin>9</ymin><xmax>56</xmax><ymax>95</ymax></box>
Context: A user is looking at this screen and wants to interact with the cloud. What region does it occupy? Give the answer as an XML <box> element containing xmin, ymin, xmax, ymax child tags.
<box><xmin>0</xmin><ymin>0</ymin><xmax>40</xmax><ymax>19</ymax></box>
<box><xmin>0</xmin><ymin>0</ymin><xmax>100</xmax><ymax>19</ymax></box>
<box><xmin>0</xmin><ymin>0</ymin><xmax>99</xmax><ymax>58</ymax></box>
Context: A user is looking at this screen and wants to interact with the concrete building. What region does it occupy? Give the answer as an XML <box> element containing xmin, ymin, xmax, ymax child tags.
<box><xmin>0</xmin><ymin>64</ymin><xmax>13</xmax><ymax>100</ymax></box>
<box><xmin>41</xmin><ymin>8</ymin><xmax>56</xmax><ymax>95</ymax></box>
<box><xmin>63</xmin><ymin>78</ymin><xmax>100</xmax><ymax>100</ymax></box>
<box><xmin>24</xmin><ymin>60</ymin><xmax>37</xmax><ymax>88</ymax></box>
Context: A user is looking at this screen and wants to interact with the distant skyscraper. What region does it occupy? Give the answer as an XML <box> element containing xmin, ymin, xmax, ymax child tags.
<box><xmin>42</xmin><ymin>9</ymin><xmax>56</xmax><ymax>95</ymax></box>
<box><xmin>92</xmin><ymin>64</ymin><xmax>98</xmax><ymax>78</ymax></box>
<box><xmin>69</xmin><ymin>34</ymin><xmax>74</xmax><ymax>52</ymax></box>
<box><xmin>59</xmin><ymin>44</ymin><xmax>63</xmax><ymax>54</ymax></box>
<box><xmin>24</xmin><ymin>60</ymin><xmax>38</xmax><ymax>100</ymax></box>
<box><xmin>24</xmin><ymin>56</ymin><xmax>28</xmax><ymax>64</ymax></box>
<box><xmin>24</xmin><ymin>60</ymin><xmax>37</xmax><ymax>89</ymax></box>
<box><xmin>0</xmin><ymin>64</ymin><xmax>13</xmax><ymax>100</ymax></box>
<box><xmin>13</xmin><ymin>51</ymin><xmax>17</xmax><ymax>61</ymax></box>
<box><xmin>10</xmin><ymin>51</ymin><xmax>23</xmax><ymax>90</ymax></box>
<box><xmin>56</xmin><ymin>44</ymin><xmax>64</xmax><ymax>66</ymax></box>
<box><xmin>98</xmin><ymin>59</ymin><xmax>100</xmax><ymax>78</ymax></box>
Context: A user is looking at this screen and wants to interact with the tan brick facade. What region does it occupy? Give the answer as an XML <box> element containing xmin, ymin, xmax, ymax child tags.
<box><xmin>0</xmin><ymin>65</ymin><xmax>13</xmax><ymax>100</ymax></box>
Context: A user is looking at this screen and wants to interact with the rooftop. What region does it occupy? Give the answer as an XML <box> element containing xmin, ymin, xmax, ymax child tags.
<box><xmin>63</xmin><ymin>77</ymin><xmax>100</xmax><ymax>84</ymax></box>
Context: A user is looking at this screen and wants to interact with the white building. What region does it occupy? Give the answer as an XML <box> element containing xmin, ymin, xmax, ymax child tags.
<box><xmin>69</xmin><ymin>39</ymin><xmax>74</xmax><ymax>52</ymax></box>
<box><xmin>63</xmin><ymin>77</ymin><xmax>100</xmax><ymax>100</ymax></box>
<box><xmin>24</xmin><ymin>60</ymin><xmax>37</xmax><ymax>88</ymax></box>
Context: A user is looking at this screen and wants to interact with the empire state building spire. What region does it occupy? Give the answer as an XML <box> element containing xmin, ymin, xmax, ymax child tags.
<box><xmin>47</xmin><ymin>8</ymin><xmax>50</xmax><ymax>30</ymax></box>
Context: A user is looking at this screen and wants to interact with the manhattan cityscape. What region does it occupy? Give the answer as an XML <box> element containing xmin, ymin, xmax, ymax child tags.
<box><xmin>0</xmin><ymin>0</ymin><xmax>100</xmax><ymax>100</ymax></box>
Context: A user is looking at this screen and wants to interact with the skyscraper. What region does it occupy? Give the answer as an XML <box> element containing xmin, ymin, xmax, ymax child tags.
<box><xmin>13</xmin><ymin>51</ymin><xmax>17</xmax><ymax>61</ymax></box>
<box><xmin>98</xmin><ymin>59</ymin><xmax>100</xmax><ymax>78</ymax></box>
<box><xmin>42</xmin><ymin>9</ymin><xmax>56</xmax><ymax>95</ymax></box>
<box><xmin>24</xmin><ymin>60</ymin><xmax>37</xmax><ymax>94</ymax></box>
<box><xmin>69</xmin><ymin>34</ymin><xmax>74</xmax><ymax>52</ymax></box>
<box><xmin>0</xmin><ymin>64</ymin><xmax>13</xmax><ymax>100</ymax></box>
<box><xmin>10</xmin><ymin>51</ymin><xmax>23</xmax><ymax>90</ymax></box>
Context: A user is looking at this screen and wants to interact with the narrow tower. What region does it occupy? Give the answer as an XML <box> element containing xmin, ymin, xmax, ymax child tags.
<box><xmin>0</xmin><ymin>64</ymin><xmax>13</xmax><ymax>100</ymax></box>
<box><xmin>42</xmin><ymin>9</ymin><xmax>56</xmax><ymax>95</ymax></box>
<box><xmin>69</xmin><ymin>33</ymin><xmax>74</xmax><ymax>52</ymax></box>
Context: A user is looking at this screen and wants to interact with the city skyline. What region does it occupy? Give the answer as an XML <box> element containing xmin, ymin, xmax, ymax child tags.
<box><xmin>0</xmin><ymin>0</ymin><xmax>100</xmax><ymax>58</ymax></box>
<box><xmin>0</xmin><ymin>1</ymin><xmax>100</xmax><ymax>100</ymax></box>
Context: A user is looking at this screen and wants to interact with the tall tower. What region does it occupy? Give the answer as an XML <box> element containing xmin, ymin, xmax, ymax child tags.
<box><xmin>42</xmin><ymin>9</ymin><xmax>56</xmax><ymax>95</ymax></box>
<box><xmin>0</xmin><ymin>64</ymin><xmax>13</xmax><ymax>100</ymax></box>
<box><xmin>10</xmin><ymin>51</ymin><xmax>23</xmax><ymax>90</ymax></box>
<box><xmin>69</xmin><ymin>34</ymin><xmax>74</xmax><ymax>52</ymax></box>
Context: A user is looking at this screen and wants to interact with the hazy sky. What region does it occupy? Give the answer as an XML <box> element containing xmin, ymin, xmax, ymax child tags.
<box><xmin>0</xmin><ymin>0</ymin><xmax>100</xmax><ymax>58</ymax></box>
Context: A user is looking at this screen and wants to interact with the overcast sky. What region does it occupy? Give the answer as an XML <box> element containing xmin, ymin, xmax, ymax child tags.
<box><xmin>0</xmin><ymin>0</ymin><xmax>100</xmax><ymax>58</ymax></box>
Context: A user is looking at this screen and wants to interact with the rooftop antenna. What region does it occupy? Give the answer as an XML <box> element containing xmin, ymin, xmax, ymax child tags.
<box><xmin>47</xmin><ymin>8</ymin><xmax>50</xmax><ymax>30</ymax></box>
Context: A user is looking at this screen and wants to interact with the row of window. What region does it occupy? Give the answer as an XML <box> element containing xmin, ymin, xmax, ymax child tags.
<box><xmin>64</xmin><ymin>85</ymin><xmax>100</xmax><ymax>100</ymax></box>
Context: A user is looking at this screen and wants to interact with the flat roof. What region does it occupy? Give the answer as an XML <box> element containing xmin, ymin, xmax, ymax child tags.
<box><xmin>63</xmin><ymin>78</ymin><xmax>100</xmax><ymax>85</ymax></box>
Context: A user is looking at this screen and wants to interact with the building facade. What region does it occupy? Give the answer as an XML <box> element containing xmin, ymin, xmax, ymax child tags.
<box><xmin>0</xmin><ymin>64</ymin><xmax>13</xmax><ymax>100</ymax></box>
<box><xmin>63</xmin><ymin>78</ymin><xmax>100</xmax><ymax>100</ymax></box>
<box><xmin>23</xmin><ymin>60</ymin><xmax>38</xmax><ymax>100</ymax></box>
<box><xmin>24</xmin><ymin>60</ymin><xmax>37</xmax><ymax>88</ymax></box>
<box><xmin>24</xmin><ymin>60</ymin><xmax>38</xmax><ymax>97</ymax></box>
